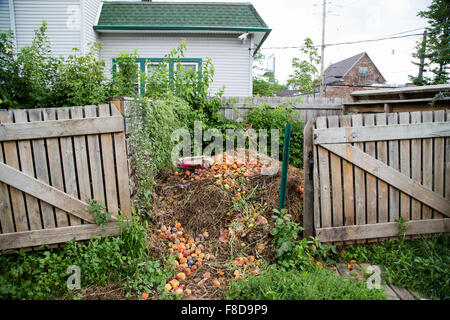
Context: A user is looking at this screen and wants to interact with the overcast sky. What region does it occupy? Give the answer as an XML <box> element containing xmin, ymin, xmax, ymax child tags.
<box><xmin>121</xmin><ymin>0</ymin><xmax>433</xmax><ymax>85</ymax></box>
<box><xmin>252</xmin><ymin>0</ymin><xmax>432</xmax><ymax>85</ymax></box>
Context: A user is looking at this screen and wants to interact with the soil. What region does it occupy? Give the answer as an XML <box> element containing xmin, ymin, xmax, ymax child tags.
<box><xmin>79</xmin><ymin>150</ymin><xmax>304</xmax><ymax>300</ymax></box>
<box><xmin>147</xmin><ymin>150</ymin><xmax>304</xmax><ymax>300</ymax></box>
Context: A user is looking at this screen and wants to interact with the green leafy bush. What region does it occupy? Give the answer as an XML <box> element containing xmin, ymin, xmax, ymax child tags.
<box><xmin>54</xmin><ymin>43</ymin><xmax>110</xmax><ymax>106</ymax></box>
<box><xmin>142</xmin><ymin>40</ymin><xmax>225</xmax><ymax>121</ymax></box>
<box><xmin>128</xmin><ymin>94</ymin><xmax>196</xmax><ymax>214</ymax></box>
<box><xmin>110</xmin><ymin>50</ymin><xmax>141</xmax><ymax>97</ymax></box>
<box><xmin>0</xmin><ymin>214</ymin><xmax>171</xmax><ymax>300</ymax></box>
<box><xmin>342</xmin><ymin>235</ymin><xmax>450</xmax><ymax>300</ymax></box>
<box><xmin>245</xmin><ymin>103</ymin><xmax>304</xmax><ymax>167</ymax></box>
<box><xmin>0</xmin><ymin>22</ymin><xmax>113</xmax><ymax>109</ymax></box>
<box><xmin>270</xmin><ymin>209</ymin><xmax>338</xmax><ymax>270</ymax></box>
<box><xmin>226</xmin><ymin>264</ymin><xmax>387</xmax><ymax>300</ymax></box>
<box><xmin>0</xmin><ymin>23</ymin><xmax>62</xmax><ymax>109</ymax></box>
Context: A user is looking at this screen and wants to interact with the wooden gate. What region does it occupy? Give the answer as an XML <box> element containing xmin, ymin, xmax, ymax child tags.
<box><xmin>303</xmin><ymin>110</ymin><xmax>450</xmax><ymax>243</ymax></box>
<box><xmin>0</xmin><ymin>104</ymin><xmax>131</xmax><ymax>250</ymax></box>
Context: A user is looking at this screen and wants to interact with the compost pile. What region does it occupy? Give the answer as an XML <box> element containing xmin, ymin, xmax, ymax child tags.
<box><xmin>148</xmin><ymin>149</ymin><xmax>304</xmax><ymax>299</ymax></box>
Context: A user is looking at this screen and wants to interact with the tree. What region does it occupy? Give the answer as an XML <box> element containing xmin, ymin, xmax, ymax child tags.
<box><xmin>0</xmin><ymin>22</ymin><xmax>111</xmax><ymax>109</ymax></box>
<box><xmin>54</xmin><ymin>43</ymin><xmax>109</xmax><ymax>106</ymax></box>
<box><xmin>287</xmin><ymin>38</ymin><xmax>321</xmax><ymax>94</ymax></box>
<box><xmin>409</xmin><ymin>0</ymin><xmax>449</xmax><ymax>85</ymax></box>
<box><xmin>252</xmin><ymin>52</ymin><xmax>286</xmax><ymax>96</ymax></box>
<box><xmin>0</xmin><ymin>22</ymin><xmax>62</xmax><ymax>109</ymax></box>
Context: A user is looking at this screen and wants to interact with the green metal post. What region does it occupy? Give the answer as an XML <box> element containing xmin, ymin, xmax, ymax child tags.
<box><xmin>279</xmin><ymin>123</ymin><xmax>292</xmax><ymax>211</ymax></box>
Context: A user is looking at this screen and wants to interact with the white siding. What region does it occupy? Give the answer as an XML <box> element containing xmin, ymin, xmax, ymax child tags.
<box><xmin>82</xmin><ymin>0</ymin><xmax>100</xmax><ymax>54</ymax></box>
<box><xmin>13</xmin><ymin>0</ymin><xmax>81</xmax><ymax>57</ymax></box>
<box><xmin>0</xmin><ymin>0</ymin><xmax>10</xmax><ymax>32</ymax></box>
<box><xmin>99</xmin><ymin>33</ymin><xmax>252</xmax><ymax>97</ymax></box>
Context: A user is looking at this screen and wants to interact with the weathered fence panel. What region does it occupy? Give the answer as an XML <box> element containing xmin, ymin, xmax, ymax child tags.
<box><xmin>303</xmin><ymin>110</ymin><xmax>450</xmax><ymax>243</ymax></box>
<box><xmin>220</xmin><ymin>96</ymin><xmax>345</xmax><ymax>123</ymax></box>
<box><xmin>0</xmin><ymin>104</ymin><xmax>132</xmax><ymax>251</ymax></box>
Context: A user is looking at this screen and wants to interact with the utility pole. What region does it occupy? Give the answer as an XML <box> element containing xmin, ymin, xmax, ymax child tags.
<box><xmin>418</xmin><ymin>30</ymin><xmax>427</xmax><ymax>82</ymax></box>
<box><xmin>319</xmin><ymin>0</ymin><xmax>326</xmax><ymax>98</ymax></box>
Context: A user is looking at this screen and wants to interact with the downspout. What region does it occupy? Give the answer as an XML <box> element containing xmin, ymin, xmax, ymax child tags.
<box><xmin>80</xmin><ymin>0</ymin><xmax>85</xmax><ymax>55</ymax></box>
<box><xmin>249</xmin><ymin>34</ymin><xmax>254</xmax><ymax>97</ymax></box>
<box><xmin>8</xmin><ymin>0</ymin><xmax>17</xmax><ymax>50</ymax></box>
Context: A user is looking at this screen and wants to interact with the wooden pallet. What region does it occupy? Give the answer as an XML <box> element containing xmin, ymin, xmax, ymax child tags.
<box><xmin>332</xmin><ymin>264</ymin><xmax>426</xmax><ymax>300</ymax></box>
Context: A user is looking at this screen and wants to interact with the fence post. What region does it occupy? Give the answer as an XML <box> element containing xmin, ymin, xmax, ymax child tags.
<box><xmin>110</xmin><ymin>97</ymin><xmax>125</xmax><ymax>116</ymax></box>
<box><xmin>278</xmin><ymin>123</ymin><xmax>291</xmax><ymax>211</ymax></box>
<box><xmin>303</xmin><ymin>119</ymin><xmax>315</xmax><ymax>238</ymax></box>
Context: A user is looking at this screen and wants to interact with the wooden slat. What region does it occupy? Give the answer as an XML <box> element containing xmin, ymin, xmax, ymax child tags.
<box><xmin>410</xmin><ymin>112</ymin><xmax>422</xmax><ymax>221</ymax></box>
<box><xmin>364</xmin><ymin>114</ymin><xmax>377</xmax><ymax>228</ymax></box>
<box><xmin>328</xmin><ymin>116</ymin><xmax>343</xmax><ymax>245</ymax></box>
<box><xmin>302</xmin><ymin>119</ymin><xmax>315</xmax><ymax>238</ymax></box>
<box><xmin>343</xmin><ymin>96</ymin><xmax>450</xmax><ymax>106</ymax></box>
<box><xmin>422</xmin><ymin>111</ymin><xmax>433</xmax><ymax>219</ymax></box>
<box><xmin>85</xmin><ymin>105</ymin><xmax>106</xmax><ymax>206</ymax></box>
<box><xmin>398</xmin><ymin>113</ymin><xmax>411</xmax><ymax>222</ymax></box>
<box><xmin>390</xmin><ymin>285</ymin><xmax>416</xmax><ymax>300</ymax></box>
<box><xmin>0</xmin><ymin>116</ymin><xmax>124</xmax><ymax>141</ymax></box>
<box><xmin>433</xmin><ymin>110</ymin><xmax>445</xmax><ymax>219</ymax></box>
<box><xmin>0</xmin><ymin>110</ymin><xmax>28</xmax><ymax>232</ymax></box>
<box><xmin>313</xmin><ymin>124</ymin><xmax>321</xmax><ymax>231</ymax></box>
<box><xmin>340</xmin><ymin>116</ymin><xmax>354</xmax><ymax>245</ymax></box>
<box><xmin>322</xmin><ymin>143</ymin><xmax>450</xmax><ymax>217</ymax></box>
<box><xmin>350</xmin><ymin>83</ymin><xmax>450</xmax><ymax>97</ymax></box>
<box><xmin>407</xmin><ymin>288</ymin><xmax>426</xmax><ymax>300</ymax></box>
<box><xmin>99</xmin><ymin>104</ymin><xmax>119</xmax><ymax>214</ymax></box>
<box><xmin>110</xmin><ymin>100</ymin><xmax>123</xmax><ymax>116</ymax></box>
<box><xmin>382</xmin><ymin>285</ymin><xmax>400</xmax><ymax>300</ymax></box>
<box><xmin>316</xmin><ymin>117</ymin><xmax>332</xmax><ymax>228</ymax></box>
<box><xmin>351</xmin><ymin>114</ymin><xmax>366</xmax><ymax>244</ymax></box>
<box><xmin>28</xmin><ymin>109</ymin><xmax>56</xmax><ymax>230</ymax></box>
<box><xmin>71</xmin><ymin>107</ymin><xmax>91</xmax><ymax>210</ymax></box>
<box><xmin>0</xmin><ymin>113</ymin><xmax>14</xmax><ymax>233</ymax></box>
<box><xmin>313</xmin><ymin>121</ymin><xmax>450</xmax><ymax>144</ymax></box>
<box><xmin>58</xmin><ymin>108</ymin><xmax>81</xmax><ymax>226</ymax></box>
<box><xmin>316</xmin><ymin>218</ymin><xmax>450</xmax><ymax>242</ymax></box>
<box><xmin>447</xmin><ymin>110</ymin><xmax>450</xmax><ymax>203</ymax></box>
<box><xmin>376</xmin><ymin>114</ymin><xmax>388</xmax><ymax>230</ymax></box>
<box><xmin>0</xmin><ymin>161</ymin><xmax>103</xmax><ymax>224</ymax></box>
<box><xmin>13</xmin><ymin>110</ymin><xmax>42</xmax><ymax>231</ymax></box>
<box><xmin>0</xmin><ymin>222</ymin><xmax>121</xmax><ymax>250</ymax></box>
<box><xmin>43</xmin><ymin>109</ymin><xmax>69</xmax><ymax>228</ymax></box>
<box><xmin>387</xmin><ymin>113</ymin><xmax>400</xmax><ymax>223</ymax></box>
<box><xmin>335</xmin><ymin>264</ymin><xmax>350</xmax><ymax>277</ymax></box>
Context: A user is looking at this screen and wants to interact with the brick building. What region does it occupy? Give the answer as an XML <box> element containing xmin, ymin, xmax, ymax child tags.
<box><xmin>320</xmin><ymin>52</ymin><xmax>387</xmax><ymax>98</ymax></box>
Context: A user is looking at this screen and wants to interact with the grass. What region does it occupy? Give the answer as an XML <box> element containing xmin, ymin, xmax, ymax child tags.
<box><xmin>0</xmin><ymin>215</ymin><xmax>172</xmax><ymax>300</ymax></box>
<box><xmin>226</xmin><ymin>264</ymin><xmax>387</xmax><ymax>300</ymax></box>
<box><xmin>341</xmin><ymin>235</ymin><xmax>450</xmax><ymax>300</ymax></box>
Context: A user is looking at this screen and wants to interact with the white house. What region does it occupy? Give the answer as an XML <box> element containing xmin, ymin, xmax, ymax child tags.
<box><xmin>0</xmin><ymin>0</ymin><xmax>271</xmax><ymax>97</ymax></box>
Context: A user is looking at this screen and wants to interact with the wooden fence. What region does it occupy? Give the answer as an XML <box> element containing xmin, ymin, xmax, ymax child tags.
<box><xmin>220</xmin><ymin>96</ymin><xmax>345</xmax><ymax>123</ymax></box>
<box><xmin>303</xmin><ymin>110</ymin><xmax>450</xmax><ymax>243</ymax></box>
<box><xmin>343</xmin><ymin>84</ymin><xmax>450</xmax><ymax>114</ymax></box>
<box><xmin>0</xmin><ymin>104</ymin><xmax>131</xmax><ymax>250</ymax></box>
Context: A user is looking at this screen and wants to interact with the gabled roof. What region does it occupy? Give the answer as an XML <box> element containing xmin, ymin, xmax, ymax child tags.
<box><xmin>276</xmin><ymin>89</ymin><xmax>299</xmax><ymax>97</ymax></box>
<box><xmin>94</xmin><ymin>1</ymin><xmax>271</xmax><ymax>53</ymax></box>
<box><xmin>323</xmin><ymin>52</ymin><xmax>366</xmax><ymax>85</ymax></box>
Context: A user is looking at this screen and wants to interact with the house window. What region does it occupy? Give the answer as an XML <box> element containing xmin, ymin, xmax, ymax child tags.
<box><xmin>112</xmin><ymin>58</ymin><xmax>202</xmax><ymax>95</ymax></box>
<box><xmin>359</xmin><ymin>66</ymin><xmax>368</xmax><ymax>76</ymax></box>
<box><xmin>174</xmin><ymin>62</ymin><xmax>199</xmax><ymax>75</ymax></box>
<box><xmin>113</xmin><ymin>62</ymin><xmax>141</xmax><ymax>94</ymax></box>
<box><xmin>146</xmin><ymin>62</ymin><xmax>169</xmax><ymax>77</ymax></box>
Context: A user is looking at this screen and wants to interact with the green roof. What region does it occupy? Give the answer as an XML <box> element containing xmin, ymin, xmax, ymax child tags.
<box><xmin>96</xmin><ymin>2</ymin><xmax>269</xmax><ymax>30</ymax></box>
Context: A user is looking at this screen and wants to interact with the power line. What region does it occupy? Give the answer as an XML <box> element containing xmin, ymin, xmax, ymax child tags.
<box><xmin>386</xmin><ymin>27</ymin><xmax>427</xmax><ymax>36</ymax></box>
<box><xmin>325</xmin><ymin>33</ymin><xmax>423</xmax><ymax>47</ymax></box>
<box><xmin>261</xmin><ymin>33</ymin><xmax>422</xmax><ymax>50</ymax></box>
